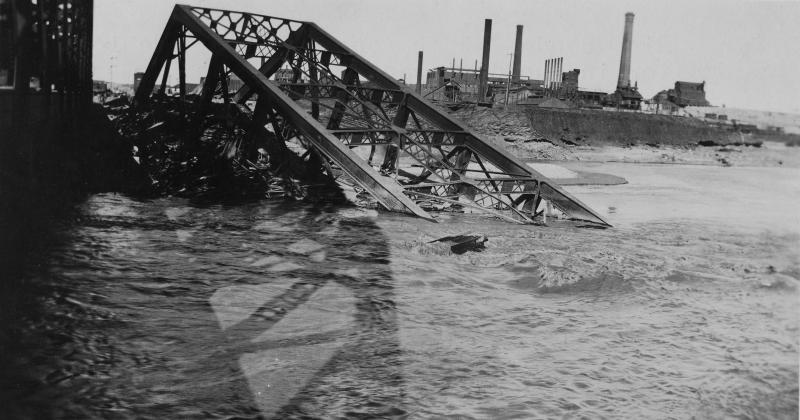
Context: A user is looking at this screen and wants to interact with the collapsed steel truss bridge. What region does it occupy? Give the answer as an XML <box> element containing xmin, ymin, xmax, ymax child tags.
<box><xmin>135</xmin><ymin>5</ymin><xmax>609</xmax><ymax>226</ymax></box>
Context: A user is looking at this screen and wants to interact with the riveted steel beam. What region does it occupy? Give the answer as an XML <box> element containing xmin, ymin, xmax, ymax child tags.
<box><xmin>133</xmin><ymin>4</ymin><xmax>609</xmax><ymax>226</ymax></box>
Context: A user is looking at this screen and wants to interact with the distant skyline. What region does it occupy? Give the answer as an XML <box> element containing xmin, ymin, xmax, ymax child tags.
<box><xmin>93</xmin><ymin>0</ymin><xmax>800</xmax><ymax>114</ymax></box>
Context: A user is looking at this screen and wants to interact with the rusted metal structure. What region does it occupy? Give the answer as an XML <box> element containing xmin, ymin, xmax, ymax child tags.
<box><xmin>1</xmin><ymin>0</ymin><xmax>96</xmax><ymax>298</ymax></box>
<box><xmin>0</xmin><ymin>0</ymin><xmax>94</xmax><ymax>99</ymax></box>
<box><xmin>135</xmin><ymin>5</ymin><xmax>609</xmax><ymax>226</ymax></box>
<box><xmin>1</xmin><ymin>0</ymin><xmax>94</xmax><ymax>194</ymax></box>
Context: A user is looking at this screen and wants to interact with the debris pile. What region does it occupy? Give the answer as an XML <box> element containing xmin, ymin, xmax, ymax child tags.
<box><xmin>108</xmin><ymin>97</ymin><xmax>339</xmax><ymax>202</ymax></box>
<box><xmin>447</xmin><ymin>105</ymin><xmax>573</xmax><ymax>161</ymax></box>
<box><xmin>430</xmin><ymin>234</ymin><xmax>489</xmax><ymax>254</ymax></box>
<box><xmin>450</xmin><ymin>106</ymin><xmax>545</xmax><ymax>143</ymax></box>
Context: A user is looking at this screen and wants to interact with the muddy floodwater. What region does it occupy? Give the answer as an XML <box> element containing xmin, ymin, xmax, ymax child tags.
<box><xmin>5</xmin><ymin>163</ymin><xmax>799</xmax><ymax>419</ymax></box>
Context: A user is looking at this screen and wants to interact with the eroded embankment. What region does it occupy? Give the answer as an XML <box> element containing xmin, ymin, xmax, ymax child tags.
<box><xmin>447</xmin><ymin>106</ymin><xmax>800</xmax><ymax>166</ymax></box>
<box><xmin>449</xmin><ymin>106</ymin><xmax>740</xmax><ymax>146</ymax></box>
<box><xmin>526</xmin><ymin>108</ymin><xmax>742</xmax><ymax>146</ymax></box>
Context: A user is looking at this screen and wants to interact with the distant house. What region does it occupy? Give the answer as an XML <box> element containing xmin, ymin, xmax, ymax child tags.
<box><xmin>191</xmin><ymin>74</ymin><xmax>244</xmax><ymax>96</ymax></box>
<box><xmin>576</xmin><ymin>90</ymin><xmax>607</xmax><ymax>108</ymax></box>
<box><xmin>274</xmin><ymin>68</ymin><xmax>294</xmax><ymax>83</ymax></box>
<box><xmin>425</xmin><ymin>67</ymin><xmax>481</xmax><ymax>92</ymax></box>
<box><xmin>171</xmin><ymin>82</ymin><xmax>200</xmax><ymax>95</ymax></box>
<box><xmin>650</xmin><ymin>90</ymin><xmax>681</xmax><ymax>114</ymax></box>
<box><xmin>92</xmin><ymin>80</ymin><xmax>109</xmax><ymax>94</ymax></box>
<box><xmin>604</xmin><ymin>85</ymin><xmax>642</xmax><ymax>110</ymax></box>
<box><xmin>668</xmin><ymin>81</ymin><xmax>710</xmax><ymax>107</ymax></box>
<box><xmin>506</xmin><ymin>86</ymin><xmax>536</xmax><ymax>104</ymax></box>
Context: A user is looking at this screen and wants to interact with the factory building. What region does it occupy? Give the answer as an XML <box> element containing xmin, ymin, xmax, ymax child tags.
<box><xmin>420</xmin><ymin>21</ymin><xmax>537</xmax><ymax>105</ymax></box>
<box><xmin>274</xmin><ymin>68</ymin><xmax>294</xmax><ymax>83</ymax></box>
<box><xmin>425</xmin><ymin>67</ymin><xmax>532</xmax><ymax>90</ymax></box>
<box><xmin>670</xmin><ymin>81</ymin><xmax>710</xmax><ymax>107</ymax></box>
<box><xmin>425</xmin><ymin>67</ymin><xmax>481</xmax><ymax>91</ymax></box>
<box><xmin>651</xmin><ymin>81</ymin><xmax>711</xmax><ymax>111</ymax></box>
<box><xmin>561</xmin><ymin>69</ymin><xmax>580</xmax><ymax>96</ymax></box>
<box><xmin>424</xmin><ymin>66</ymin><xmax>533</xmax><ymax>103</ymax></box>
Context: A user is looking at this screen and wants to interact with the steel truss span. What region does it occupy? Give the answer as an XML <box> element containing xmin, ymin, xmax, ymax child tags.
<box><xmin>1</xmin><ymin>0</ymin><xmax>93</xmax><ymax>98</ymax></box>
<box><xmin>135</xmin><ymin>4</ymin><xmax>609</xmax><ymax>226</ymax></box>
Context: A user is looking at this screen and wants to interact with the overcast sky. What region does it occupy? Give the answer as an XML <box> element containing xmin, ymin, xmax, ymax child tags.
<box><xmin>93</xmin><ymin>0</ymin><xmax>800</xmax><ymax>113</ymax></box>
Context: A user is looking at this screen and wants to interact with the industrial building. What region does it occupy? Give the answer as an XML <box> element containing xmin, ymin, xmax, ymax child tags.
<box><xmin>274</xmin><ymin>67</ymin><xmax>296</xmax><ymax>83</ymax></box>
<box><xmin>532</xmin><ymin>63</ymin><xmax>608</xmax><ymax>109</ymax></box>
<box><xmin>424</xmin><ymin>66</ymin><xmax>534</xmax><ymax>102</ymax></box>
<box><xmin>669</xmin><ymin>81</ymin><xmax>710</xmax><ymax>107</ymax></box>
<box><xmin>421</xmin><ymin>22</ymin><xmax>536</xmax><ymax>105</ymax></box>
<box><xmin>651</xmin><ymin>81</ymin><xmax>711</xmax><ymax>112</ymax></box>
<box><xmin>561</xmin><ymin>69</ymin><xmax>580</xmax><ymax>96</ymax></box>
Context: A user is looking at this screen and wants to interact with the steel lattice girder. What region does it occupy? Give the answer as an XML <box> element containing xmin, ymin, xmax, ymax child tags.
<box><xmin>135</xmin><ymin>5</ymin><xmax>610</xmax><ymax>226</ymax></box>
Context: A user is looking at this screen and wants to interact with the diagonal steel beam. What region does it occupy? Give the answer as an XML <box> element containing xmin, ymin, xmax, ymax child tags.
<box><xmin>136</xmin><ymin>18</ymin><xmax>182</xmax><ymax>105</ymax></box>
<box><xmin>135</xmin><ymin>5</ymin><xmax>609</xmax><ymax>226</ymax></box>
<box><xmin>303</xmin><ymin>21</ymin><xmax>608</xmax><ymax>226</ymax></box>
<box><xmin>233</xmin><ymin>25</ymin><xmax>309</xmax><ymax>103</ymax></box>
<box><xmin>165</xmin><ymin>4</ymin><xmax>434</xmax><ymax>221</ymax></box>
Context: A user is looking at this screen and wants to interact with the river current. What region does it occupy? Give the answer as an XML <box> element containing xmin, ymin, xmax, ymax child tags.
<box><xmin>3</xmin><ymin>163</ymin><xmax>798</xmax><ymax>419</ymax></box>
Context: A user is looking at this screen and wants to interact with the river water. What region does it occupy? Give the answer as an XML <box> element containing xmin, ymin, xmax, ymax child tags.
<box><xmin>4</xmin><ymin>163</ymin><xmax>798</xmax><ymax>419</ymax></box>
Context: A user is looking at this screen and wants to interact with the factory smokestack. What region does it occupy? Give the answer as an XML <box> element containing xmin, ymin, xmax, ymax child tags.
<box><xmin>415</xmin><ymin>51</ymin><xmax>423</xmax><ymax>94</ymax></box>
<box><xmin>479</xmin><ymin>19</ymin><xmax>492</xmax><ymax>100</ymax></box>
<box><xmin>512</xmin><ymin>25</ymin><xmax>523</xmax><ymax>82</ymax></box>
<box><xmin>544</xmin><ymin>59</ymin><xmax>550</xmax><ymax>89</ymax></box>
<box><xmin>617</xmin><ymin>12</ymin><xmax>634</xmax><ymax>89</ymax></box>
<box><xmin>558</xmin><ymin>57</ymin><xmax>563</xmax><ymax>88</ymax></box>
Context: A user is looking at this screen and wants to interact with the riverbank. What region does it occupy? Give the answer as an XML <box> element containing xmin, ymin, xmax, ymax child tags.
<box><xmin>447</xmin><ymin>106</ymin><xmax>800</xmax><ymax>168</ymax></box>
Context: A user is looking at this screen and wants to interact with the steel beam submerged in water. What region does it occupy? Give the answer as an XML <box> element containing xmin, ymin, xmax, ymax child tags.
<box><xmin>135</xmin><ymin>4</ymin><xmax>609</xmax><ymax>226</ymax></box>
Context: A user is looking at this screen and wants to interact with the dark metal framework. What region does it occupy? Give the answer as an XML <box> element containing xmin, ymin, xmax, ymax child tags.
<box><xmin>136</xmin><ymin>5</ymin><xmax>609</xmax><ymax>226</ymax></box>
<box><xmin>0</xmin><ymin>0</ymin><xmax>93</xmax><ymax>99</ymax></box>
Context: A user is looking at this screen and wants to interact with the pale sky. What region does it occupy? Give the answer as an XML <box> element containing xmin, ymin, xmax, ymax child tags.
<box><xmin>93</xmin><ymin>0</ymin><xmax>800</xmax><ymax>113</ymax></box>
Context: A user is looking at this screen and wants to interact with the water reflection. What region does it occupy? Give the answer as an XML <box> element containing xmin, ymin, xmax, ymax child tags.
<box><xmin>1</xmin><ymin>194</ymin><xmax>404</xmax><ymax>419</ymax></box>
<box><xmin>3</xmin><ymin>159</ymin><xmax>798</xmax><ymax>419</ymax></box>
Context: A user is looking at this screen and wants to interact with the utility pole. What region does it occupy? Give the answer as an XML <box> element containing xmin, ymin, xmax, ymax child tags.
<box><xmin>109</xmin><ymin>55</ymin><xmax>116</xmax><ymax>92</ymax></box>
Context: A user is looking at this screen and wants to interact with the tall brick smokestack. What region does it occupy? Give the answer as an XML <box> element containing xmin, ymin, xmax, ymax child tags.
<box><xmin>544</xmin><ymin>59</ymin><xmax>550</xmax><ymax>88</ymax></box>
<box><xmin>512</xmin><ymin>25</ymin><xmax>523</xmax><ymax>82</ymax></box>
<box><xmin>479</xmin><ymin>19</ymin><xmax>492</xmax><ymax>99</ymax></box>
<box><xmin>617</xmin><ymin>12</ymin><xmax>634</xmax><ymax>89</ymax></box>
<box><xmin>415</xmin><ymin>51</ymin><xmax>423</xmax><ymax>94</ymax></box>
